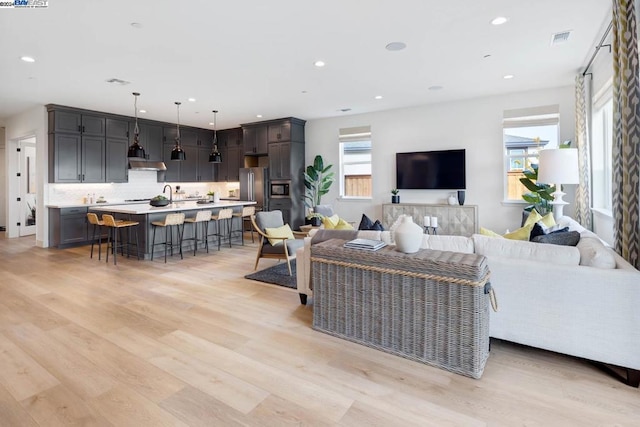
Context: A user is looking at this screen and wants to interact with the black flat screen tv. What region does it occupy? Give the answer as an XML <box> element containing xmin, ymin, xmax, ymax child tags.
<box><xmin>396</xmin><ymin>149</ymin><xmax>466</xmax><ymax>190</ymax></box>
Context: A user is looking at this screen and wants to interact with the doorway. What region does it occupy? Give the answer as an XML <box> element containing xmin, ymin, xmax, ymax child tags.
<box><xmin>17</xmin><ymin>137</ymin><xmax>36</xmax><ymax>237</ymax></box>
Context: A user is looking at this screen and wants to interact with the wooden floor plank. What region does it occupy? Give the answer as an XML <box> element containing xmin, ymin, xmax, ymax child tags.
<box><xmin>0</xmin><ymin>234</ymin><xmax>638</xmax><ymax>426</ymax></box>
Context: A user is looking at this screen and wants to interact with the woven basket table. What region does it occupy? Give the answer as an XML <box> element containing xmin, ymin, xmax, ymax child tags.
<box><xmin>311</xmin><ymin>239</ymin><xmax>492</xmax><ymax>379</ymax></box>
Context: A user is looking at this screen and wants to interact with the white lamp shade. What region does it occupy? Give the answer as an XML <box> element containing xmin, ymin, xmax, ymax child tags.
<box><xmin>537</xmin><ymin>148</ymin><xmax>579</xmax><ymax>185</ymax></box>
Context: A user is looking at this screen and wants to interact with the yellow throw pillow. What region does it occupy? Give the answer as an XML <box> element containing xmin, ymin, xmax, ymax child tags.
<box><xmin>480</xmin><ymin>227</ymin><xmax>503</xmax><ymax>238</ymax></box>
<box><xmin>322</xmin><ymin>214</ymin><xmax>340</xmax><ymax>229</ymax></box>
<box><xmin>334</xmin><ymin>218</ymin><xmax>355</xmax><ymax>230</ymax></box>
<box><xmin>503</xmin><ymin>223</ymin><xmax>534</xmax><ymax>241</ymax></box>
<box><xmin>264</xmin><ymin>224</ymin><xmax>294</xmax><ymax>246</ymax></box>
<box><xmin>540</xmin><ymin>212</ymin><xmax>556</xmax><ymax>228</ymax></box>
<box><xmin>523</xmin><ymin>209</ymin><xmax>542</xmax><ymax>228</ymax></box>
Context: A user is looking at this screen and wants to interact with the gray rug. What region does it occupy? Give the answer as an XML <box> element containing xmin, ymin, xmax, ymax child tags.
<box><xmin>245</xmin><ymin>260</ymin><xmax>297</xmax><ymax>289</ymax></box>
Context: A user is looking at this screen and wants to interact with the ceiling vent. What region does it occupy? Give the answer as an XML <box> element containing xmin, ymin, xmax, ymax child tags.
<box><xmin>551</xmin><ymin>30</ymin><xmax>571</xmax><ymax>45</ymax></box>
<box><xmin>105</xmin><ymin>78</ymin><xmax>131</xmax><ymax>85</ymax></box>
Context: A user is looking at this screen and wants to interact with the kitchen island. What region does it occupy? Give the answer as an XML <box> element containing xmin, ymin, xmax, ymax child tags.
<box><xmin>90</xmin><ymin>200</ymin><xmax>257</xmax><ymax>259</ymax></box>
<box><xmin>48</xmin><ymin>200</ymin><xmax>256</xmax><ymax>257</ymax></box>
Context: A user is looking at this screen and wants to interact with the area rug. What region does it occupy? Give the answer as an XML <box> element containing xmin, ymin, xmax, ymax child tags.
<box><xmin>244</xmin><ymin>260</ymin><xmax>297</xmax><ymax>289</ymax></box>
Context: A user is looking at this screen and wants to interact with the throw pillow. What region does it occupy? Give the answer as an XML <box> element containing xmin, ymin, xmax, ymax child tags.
<box><xmin>503</xmin><ymin>223</ymin><xmax>534</xmax><ymax>241</ymax></box>
<box><xmin>480</xmin><ymin>227</ymin><xmax>503</xmax><ymax>238</ymax></box>
<box><xmin>322</xmin><ymin>214</ymin><xmax>340</xmax><ymax>229</ymax></box>
<box><xmin>264</xmin><ymin>224</ymin><xmax>294</xmax><ymax>246</ymax></box>
<box><xmin>358</xmin><ymin>214</ymin><xmax>385</xmax><ymax>231</ymax></box>
<box><xmin>523</xmin><ymin>209</ymin><xmax>543</xmax><ymax>228</ymax></box>
<box><xmin>532</xmin><ymin>230</ymin><xmax>580</xmax><ymax>246</ymax></box>
<box><xmin>334</xmin><ymin>218</ymin><xmax>355</xmax><ymax>230</ymax></box>
<box><xmin>576</xmin><ymin>237</ymin><xmax>616</xmax><ymax>268</ymax></box>
<box><xmin>529</xmin><ymin>223</ymin><xmax>546</xmax><ymax>240</ymax></box>
<box><xmin>539</xmin><ymin>212</ymin><xmax>556</xmax><ymax>228</ymax></box>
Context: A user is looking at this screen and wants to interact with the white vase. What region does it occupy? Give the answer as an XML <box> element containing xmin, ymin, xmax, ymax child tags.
<box><xmin>213</xmin><ymin>194</ymin><xmax>220</xmax><ymax>203</ymax></box>
<box><xmin>394</xmin><ymin>215</ymin><xmax>423</xmax><ymax>253</ymax></box>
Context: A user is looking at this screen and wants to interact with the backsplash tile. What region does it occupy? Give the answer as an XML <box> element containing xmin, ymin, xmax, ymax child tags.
<box><xmin>47</xmin><ymin>171</ymin><xmax>239</xmax><ymax>205</ymax></box>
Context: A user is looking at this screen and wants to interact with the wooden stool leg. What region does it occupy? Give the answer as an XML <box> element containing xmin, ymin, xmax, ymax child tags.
<box><xmin>151</xmin><ymin>226</ymin><xmax>157</xmax><ymax>261</ymax></box>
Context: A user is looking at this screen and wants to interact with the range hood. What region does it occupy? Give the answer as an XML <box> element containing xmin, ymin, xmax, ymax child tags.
<box><xmin>128</xmin><ymin>159</ymin><xmax>167</xmax><ymax>171</ymax></box>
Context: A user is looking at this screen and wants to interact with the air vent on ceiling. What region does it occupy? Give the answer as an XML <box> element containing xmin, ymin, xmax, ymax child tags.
<box><xmin>551</xmin><ymin>30</ymin><xmax>571</xmax><ymax>45</ymax></box>
<box><xmin>105</xmin><ymin>78</ymin><xmax>131</xmax><ymax>85</ymax></box>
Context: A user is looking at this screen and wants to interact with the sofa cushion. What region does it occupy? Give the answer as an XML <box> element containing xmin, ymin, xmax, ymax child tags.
<box><xmin>472</xmin><ymin>234</ymin><xmax>580</xmax><ymax>266</ymax></box>
<box><xmin>310</xmin><ymin>229</ymin><xmax>358</xmax><ymax>244</ymax></box>
<box><xmin>421</xmin><ymin>234</ymin><xmax>474</xmax><ymax>253</ymax></box>
<box><xmin>576</xmin><ymin>237</ymin><xmax>616</xmax><ymax>269</ymax></box>
<box><xmin>261</xmin><ymin>237</ymin><xmax>304</xmax><ymax>254</ymax></box>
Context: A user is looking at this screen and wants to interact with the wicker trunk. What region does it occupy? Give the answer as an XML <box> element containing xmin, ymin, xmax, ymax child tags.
<box><xmin>311</xmin><ymin>239</ymin><xmax>492</xmax><ymax>379</ymax></box>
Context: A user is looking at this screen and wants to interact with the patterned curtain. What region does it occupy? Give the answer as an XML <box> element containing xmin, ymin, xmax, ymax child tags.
<box><xmin>574</xmin><ymin>75</ymin><xmax>592</xmax><ymax>229</ymax></box>
<box><xmin>612</xmin><ymin>0</ymin><xmax>640</xmax><ymax>269</ymax></box>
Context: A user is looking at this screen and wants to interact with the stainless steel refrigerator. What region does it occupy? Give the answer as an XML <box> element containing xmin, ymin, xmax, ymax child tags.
<box><xmin>239</xmin><ymin>167</ymin><xmax>268</xmax><ymax>211</ymax></box>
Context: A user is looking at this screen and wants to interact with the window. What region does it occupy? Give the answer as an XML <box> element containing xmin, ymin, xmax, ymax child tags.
<box><xmin>339</xmin><ymin>126</ymin><xmax>372</xmax><ymax>199</ymax></box>
<box><xmin>503</xmin><ymin>106</ymin><xmax>560</xmax><ymax>201</ymax></box>
<box><xmin>591</xmin><ymin>83</ymin><xmax>613</xmax><ymax>212</ymax></box>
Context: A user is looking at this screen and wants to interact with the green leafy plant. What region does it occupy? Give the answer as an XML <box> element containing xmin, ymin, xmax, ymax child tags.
<box><xmin>391</xmin><ymin>189</ymin><xmax>399</xmax><ymax>195</ymax></box>
<box><xmin>304</xmin><ymin>155</ymin><xmax>334</xmax><ymax>208</ymax></box>
<box><xmin>519</xmin><ymin>164</ymin><xmax>555</xmax><ymax>215</ymax></box>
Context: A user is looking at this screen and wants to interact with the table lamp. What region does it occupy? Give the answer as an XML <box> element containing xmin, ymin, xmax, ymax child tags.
<box><xmin>537</xmin><ymin>148</ymin><xmax>579</xmax><ymax>222</ymax></box>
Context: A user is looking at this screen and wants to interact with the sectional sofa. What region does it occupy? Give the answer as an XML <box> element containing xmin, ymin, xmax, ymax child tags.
<box><xmin>295</xmin><ymin>217</ymin><xmax>640</xmax><ymax>386</ymax></box>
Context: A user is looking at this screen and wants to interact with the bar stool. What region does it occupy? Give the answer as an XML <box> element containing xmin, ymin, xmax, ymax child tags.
<box><xmin>151</xmin><ymin>212</ymin><xmax>185</xmax><ymax>263</ymax></box>
<box><xmin>209</xmin><ymin>208</ymin><xmax>233</xmax><ymax>250</ymax></box>
<box><xmin>183</xmin><ymin>210</ymin><xmax>212</xmax><ymax>255</ymax></box>
<box><xmin>231</xmin><ymin>206</ymin><xmax>255</xmax><ymax>245</ymax></box>
<box><xmin>87</xmin><ymin>213</ymin><xmax>106</xmax><ymax>260</ymax></box>
<box><xmin>102</xmin><ymin>214</ymin><xmax>140</xmax><ymax>265</ymax></box>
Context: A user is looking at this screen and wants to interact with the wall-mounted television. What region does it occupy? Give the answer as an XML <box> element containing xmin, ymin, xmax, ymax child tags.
<box><xmin>396</xmin><ymin>149</ymin><xmax>466</xmax><ymax>190</ymax></box>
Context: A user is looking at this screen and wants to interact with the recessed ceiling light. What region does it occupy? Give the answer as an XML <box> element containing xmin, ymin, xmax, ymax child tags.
<box><xmin>188</xmin><ymin>98</ymin><xmax>196</xmax><ymax>102</ymax></box>
<box><xmin>139</xmin><ymin>109</ymin><xmax>146</xmax><ymax>113</ymax></box>
<box><xmin>130</xmin><ymin>22</ymin><xmax>143</xmax><ymax>29</ymax></box>
<box><xmin>20</xmin><ymin>56</ymin><xmax>35</xmax><ymax>63</ymax></box>
<box><xmin>209</xmin><ymin>122</ymin><xmax>214</xmax><ymax>126</ymax></box>
<box><xmin>491</xmin><ymin>16</ymin><xmax>508</xmax><ymax>25</ymax></box>
<box><xmin>428</xmin><ymin>85</ymin><xmax>444</xmax><ymax>91</ymax></box>
<box><xmin>503</xmin><ymin>74</ymin><xmax>514</xmax><ymax>79</ymax></box>
<box><xmin>385</xmin><ymin>42</ymin><xmax>407</xmax><ymax>51</ymax></box>
<box><xmin>256</xmin><ymin>114</ymin><xmax>263</xmax><ymax>118</ymax></box>
<box><xmin>314</xmin><ymin>60</ymin><xmax>325</xmax><ymax>67</ymax></box>
<box><xmin>374</xmin><ymin>95</ymin><xmax>383</xmax><ymax>100</ymax></box>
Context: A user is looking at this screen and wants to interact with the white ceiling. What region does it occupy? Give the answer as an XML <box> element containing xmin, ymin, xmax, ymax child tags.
<box><xmin>0</xmin><ymin>0</ymin><xmax>610</xmax><ymax>130</ymax></box>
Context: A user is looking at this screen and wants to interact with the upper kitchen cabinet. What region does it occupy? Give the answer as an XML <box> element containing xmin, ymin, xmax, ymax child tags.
<box><xmin>137</xmin><ymin>122</ymin><xmax>163</xmax><ymax>161</ymax></box>
<box><xmin>242</xmin><ymin>125</ymin><xmax>268</xmax><ymax>155</ymax></box>
<box><xmin>215</xmin><ymin>128</ymin><xmax>243</xmax><ymax>182</ymax></box>
<box><xmin>268</xmin><ymin>118</ymin><xmax>305</xmax><ymax>143</ymax></box>
<box><xmin>105</xmin><ymin>118</ymin><xmax>130</xmax><ymax>183</ymax></box>
<box><xmin>47</xmin><ymin>106</ymin><xmax>107</xmax><ymax>183</ymax></box>
<box><xmin>161</xmin><ymin>127</ymin><xmax>217</xmax><ymax>182</ymax></box>
<box><xmin>106</xmin><ymin>118</ymin><xmax>130</xmax><ymax>139</ymax></box>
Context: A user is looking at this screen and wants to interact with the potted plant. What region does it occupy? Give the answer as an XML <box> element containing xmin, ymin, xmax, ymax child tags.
<box><xmin>519</xmin><ymin>164</ymin><xmax>554</xmax><ymax>215</ymax></box>
<box><xmin>305</xmin><ymin>212</ymin><xmax>323</xmax><ymax>226</ymax></box>
<box><xmin>304</xmin><ymin>155</ymin><xmax>334</xmax><ymax>210</ymax></box>
<box><xmin>391</xmin><ymin>189</ymin><xmax>400</xmax><ymax>204</ymax></box>
<box><xmin>207</xmin><ymin>190</ymin><xmax>215</xmax><ymax>202</ymax></box>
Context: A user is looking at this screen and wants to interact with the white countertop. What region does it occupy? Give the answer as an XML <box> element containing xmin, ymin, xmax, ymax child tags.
<box><xmin>88</xmin><ymin>200</ymin><xmax>256</xmax><ymax>215</ymax></box>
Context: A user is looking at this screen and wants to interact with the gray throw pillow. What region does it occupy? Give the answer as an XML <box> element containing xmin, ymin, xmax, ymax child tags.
<box><xmin>532</xmin><ymin>230</ymin><xmax>580</xmax><ymax>246</ymax></box>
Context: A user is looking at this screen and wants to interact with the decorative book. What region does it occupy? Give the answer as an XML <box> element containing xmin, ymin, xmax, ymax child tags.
<box><xmin>343</xmin><ymin>238</ymin><xmax>387</xmax><ymax>251</ymax></box>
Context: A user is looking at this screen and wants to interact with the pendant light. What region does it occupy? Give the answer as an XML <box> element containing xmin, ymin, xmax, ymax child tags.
<box><xmin>170</xmin><ymin>101</ymin><xmax>186</xmax><ymax>161</ymax></box>
<box><xmin>208</xmin><ymin>109</ymin><xmax>222</xmax><ymax>163</ymax></box>
<box><xmin>127</xmin><ymin>92</ymin><xmax>146</xmax><ymax>158</ymax></box>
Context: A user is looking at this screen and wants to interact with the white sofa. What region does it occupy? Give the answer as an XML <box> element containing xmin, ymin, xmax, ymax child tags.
<box><xmin>295</xmin><ymin>217</ymin><xmax>640</xmax><ymax>385</ymax></box>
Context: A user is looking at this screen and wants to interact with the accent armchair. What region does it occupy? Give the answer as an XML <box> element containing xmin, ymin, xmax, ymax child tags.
<box><xmin>251</xmin><ymin>210</ymin><xmax>305</xmax><ymax>275</ymax></box>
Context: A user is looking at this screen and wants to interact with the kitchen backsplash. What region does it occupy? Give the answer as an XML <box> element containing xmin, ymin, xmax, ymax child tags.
<box><xmin>48</xmin><ymin>170</ymin><xmax>240</xmax><ymax>205</ymax></box>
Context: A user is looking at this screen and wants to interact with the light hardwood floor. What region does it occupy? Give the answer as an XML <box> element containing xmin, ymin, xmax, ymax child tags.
<box><xmin>0</xmin><ymin>233</ymin><xmax>638</xmax><ymax>426</ymax></box>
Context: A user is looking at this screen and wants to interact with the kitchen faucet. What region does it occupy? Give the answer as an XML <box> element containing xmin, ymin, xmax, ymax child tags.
<box><xmin>163</xmin><ymin>184</ymin><xmax>173</xmax><ymax>203</ymax></box>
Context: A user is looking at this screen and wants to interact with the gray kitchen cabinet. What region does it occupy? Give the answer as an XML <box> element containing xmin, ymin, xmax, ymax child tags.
<box><xmin>106</xmin><ymin>137</ymin><xmax>128</xmax><ymax>182</ymax></box>
<box><xmin>215</xmin><ymin>128</ymin><xmax>243</xmax><ymax>182</ymax></box>
<box><xmin>106</xmin><ymin>118</ymin><xmax>130</xmax><ymax>139</ymax></box>
<box><xmin>242</xmin><ymin>125</ymin><xmax>268</xmax><ymax>155</ymax></box>
<box><xmin>48</xmin><ymin>107</ymin><xmax>107</xmax><ymax>183</ymax></box>
<box><xmin>162</xmin><ymin>143</ymin><xmax>181</xmax><ymax>182</ymax></box>
<box><xmin>137</xmin><ymin>122</ymin><xmax>163</xmax><ymax>161</ymax></box>
<box><xmin>268</xmin><ymin>121</ymin><xmax>291</xmax><ymax>142</ymax></box>
<box><xmin>268</xmin><ymin>142</ymin><xmax>292</xmax><ymax>180</ymax></box>
<box><xmin>269</xmin><ymin>198</ymin><xmax>293</xmax><ymax>227</ymax></box>
<box><xmin>197</xmin><ymin>146</ymin><xmax>215</xmax><ymax>181</ymax></box>
<box><xmin>48</xmin><ymin>207</ymin><xmax>88</xmax><ymax>248</ymax></box>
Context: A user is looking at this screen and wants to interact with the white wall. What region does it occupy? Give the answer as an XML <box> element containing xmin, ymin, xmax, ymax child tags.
<box><xmin>0</xmin><ymin>127</ymin><xmax>5</xmax><ymax>229</ymax></box>
<box><xmin>305</xmin><ymin>86</ymin><xmax>576</xmax><ymax>233</ymax></box>
<box><xmin>4</xmin><ymin>106</ymin><xmax>48</xmax><ymax>246</ymax></box>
